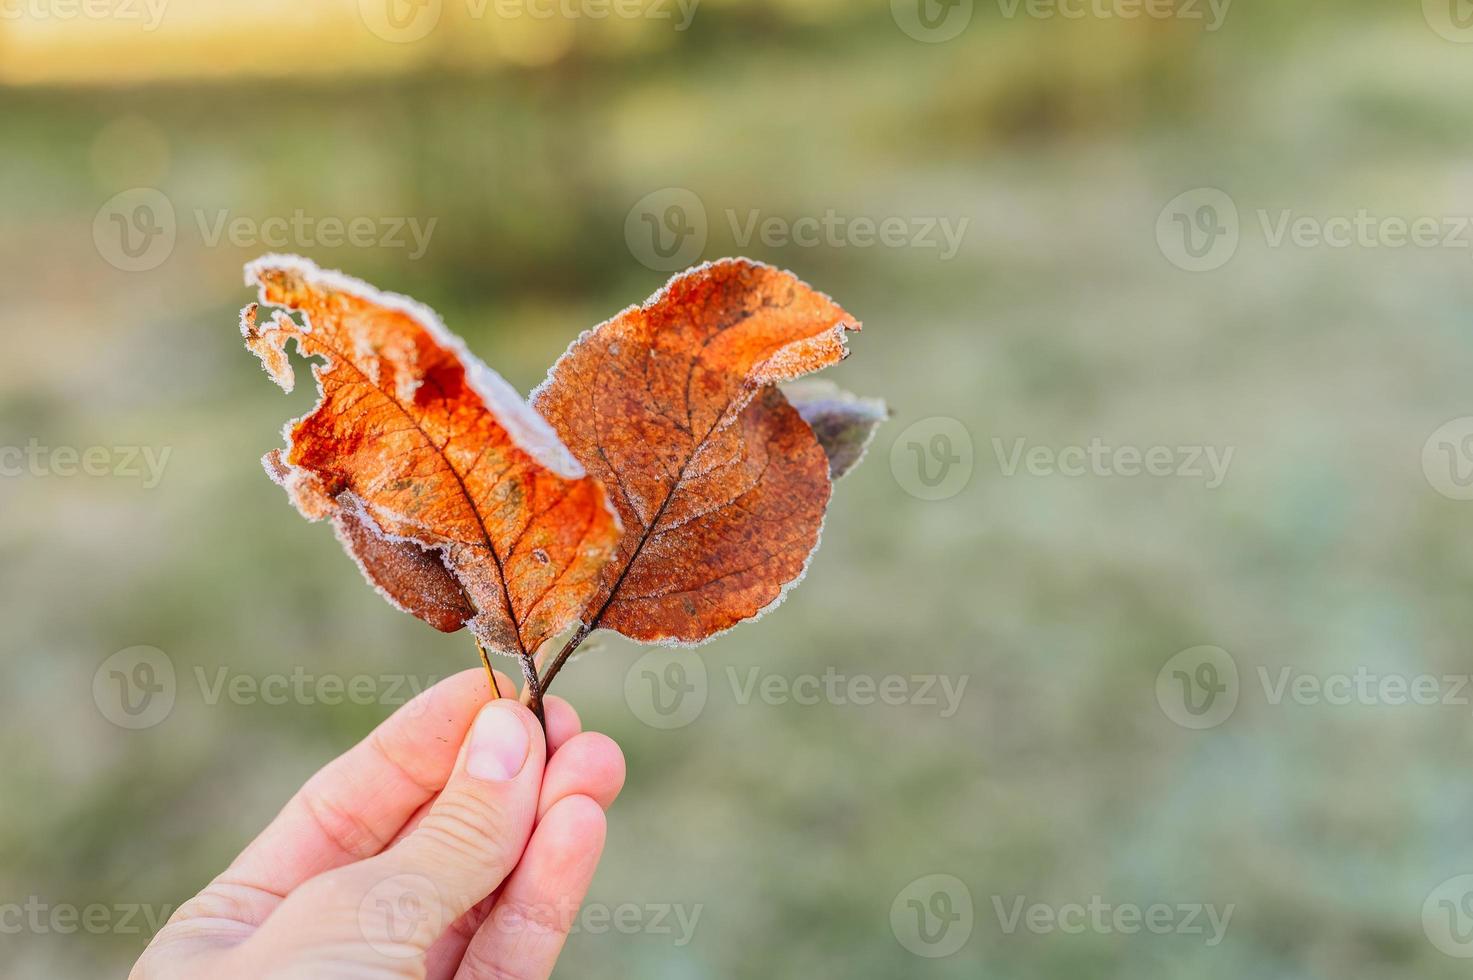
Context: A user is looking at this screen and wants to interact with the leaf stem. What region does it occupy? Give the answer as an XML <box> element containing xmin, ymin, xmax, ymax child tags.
<box><xmin>516</xmin><ymin>651</ymin><xmax>546</xmax><ymax>725</ymax></box>
<box><xmin>475</xmin><ymin>638</ymin><xmax>502</xmax><ymax>699</ymax></box>
<box><xmin>531</xmin><ymin>412</ymin><xmax>723</xmax><ymax>700</ymax></box>
<box><xmin>536</xmin><ymin>623</ymin><xmax>591</xmax><ymax>698</ymax></box>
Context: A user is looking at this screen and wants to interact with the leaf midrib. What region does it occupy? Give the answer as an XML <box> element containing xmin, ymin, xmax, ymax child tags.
<box><xmin>304</xmin><ymin>329</ymin><xmax>529</xmax><ymax>657</ymax></box>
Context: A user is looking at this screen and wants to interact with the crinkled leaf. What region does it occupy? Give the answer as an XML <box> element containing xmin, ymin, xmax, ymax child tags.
<box><xmin>533</xmin><ymin>258</ymin><xmax>863</xmax><ymax>644</ymax></box>
<box><xmin>241</xmin><ymin>255</ymin><xmax>621</xmax><ymax>657</ymax></box>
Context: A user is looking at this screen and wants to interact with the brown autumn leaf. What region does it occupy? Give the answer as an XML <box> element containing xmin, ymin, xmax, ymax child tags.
<box><xmin>241</xmin><ymin>255</ymin><xmax>621</xmax><ymax>661</ymax></box>
<box><xmin>532</xmin><ymin>258</ymin><xmax>863</xmax><ymax>646</ymax></box>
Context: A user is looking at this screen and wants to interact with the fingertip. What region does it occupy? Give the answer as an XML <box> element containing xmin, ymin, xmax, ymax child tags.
<box><xmin>461</xmin><ymin>698</ymin><xmax>548</xmax><ymax>787</ymax></box>
<box><xmin>537</xmin><ymin>731</ymin><xmax>626</xmax><ymax>818</ymax></box>
<box><xmin>543</xmin><ymin>696</ymin><xmax>582</xmax><ymax>751</ymax></box>
<box><xmin>541</xmin><ymin>794</ymin><xmax>607</xmax><ymax>854</ymax></box>
<box><xmin>466</xmin><ymin>699</ymin><xmax>539</xmax><ymax>782</ymax></box>
<box><xmin>574</xmin><ymin>732</ymin><xmax>626</xmax><ymax>802</ymax></box>
<box><xmin>476</xmin><ymin>695</ymin><xmax>542</xmax><ymax>740</ymax></box>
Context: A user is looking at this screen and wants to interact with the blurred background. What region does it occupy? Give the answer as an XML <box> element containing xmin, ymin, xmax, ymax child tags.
<box><xmin>8</xmin><ymin>0</ymin><xmax>1473</xmax><ymax>976</ymax></box>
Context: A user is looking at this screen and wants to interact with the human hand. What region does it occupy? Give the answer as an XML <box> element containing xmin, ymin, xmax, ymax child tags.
<box><xmin>131</xmin><ymin>667</ymin><xmax>625</xmax><ymax>979</ymax></box>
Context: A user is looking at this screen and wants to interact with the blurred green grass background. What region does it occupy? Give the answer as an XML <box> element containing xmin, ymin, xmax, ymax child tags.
<box><xmin>8</xmin><ymin>1</ymin><xmax>1473</xmax><ymax>977</ymax></box>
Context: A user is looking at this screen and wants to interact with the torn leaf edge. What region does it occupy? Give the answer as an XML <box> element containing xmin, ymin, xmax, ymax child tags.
<box><xmin>244</xmin><ymin>252</ymin><xmax>587</xmax><ymax>481</ymax></box>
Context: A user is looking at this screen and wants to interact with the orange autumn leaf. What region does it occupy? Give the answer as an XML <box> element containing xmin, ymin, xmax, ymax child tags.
<box><xmin>533</xmin><ymin>258</ymin><xmax>862</xmax><ymax>644</ymax></box>
<box><xmin>240</xmin><ymin>255</ymin><xmax>621</xmax><ymax>659</ymax></box>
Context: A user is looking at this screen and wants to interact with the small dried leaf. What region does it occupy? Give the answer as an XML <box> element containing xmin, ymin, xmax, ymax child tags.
<box><xmin>534</xmin><ymin>258</ymin><xmax>862</xmax><ymax>644</ymax></box>
<box><xmin>783</xmin><ymin>380</ymin><xmax>889</xmax><ymax>480</ymax></box>
<box><xmin>242</xmin><ymin>255</ymin><xmax>621</xmax><ymax>657</ymax></box>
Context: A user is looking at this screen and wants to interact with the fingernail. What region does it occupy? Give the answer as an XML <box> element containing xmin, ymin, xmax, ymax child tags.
<box><xmin>467</xmin><ymin>702</ymin><xmax>530</xmax><ymax>782</ymax></box>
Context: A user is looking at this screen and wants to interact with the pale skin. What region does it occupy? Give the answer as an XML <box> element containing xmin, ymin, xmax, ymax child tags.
<box><xmin>131</xmin><ymin>667</ymin><xmax>626</xmax><ymax>980</ymax></box>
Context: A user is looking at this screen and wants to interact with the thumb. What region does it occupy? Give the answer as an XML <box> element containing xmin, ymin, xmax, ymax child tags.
<box><xmin>246</xmin><ymin>698</ymin><xmax>546</xmax><ymax>970</ymax></box>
